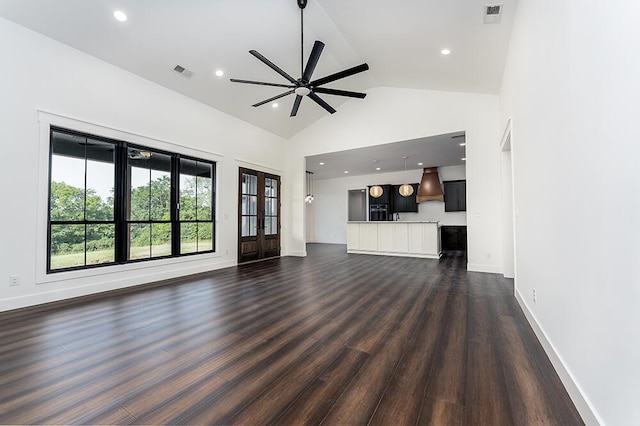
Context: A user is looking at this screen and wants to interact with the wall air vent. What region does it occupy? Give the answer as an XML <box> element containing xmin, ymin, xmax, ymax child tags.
<box><xmin>173</xmin><ymin>64</ymin><xmax>194</xmax><ymax>78</ymax></box>
<box><xmin>483</xmin><ymin>4</ymin><xmax>503</xmax><ymax>24</ymax></box>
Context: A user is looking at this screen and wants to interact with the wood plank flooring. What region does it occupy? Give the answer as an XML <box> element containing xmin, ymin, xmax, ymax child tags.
<box><xmin>0</xmin><ymin>244</ymin><xmax>583</xmax><ymax>425</ymax></box>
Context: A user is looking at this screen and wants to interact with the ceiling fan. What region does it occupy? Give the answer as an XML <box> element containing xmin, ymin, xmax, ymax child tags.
<box><xmin>230</xmin><ymin>0</ymin><xmax>369</xmax><ymax>117</ymax></box>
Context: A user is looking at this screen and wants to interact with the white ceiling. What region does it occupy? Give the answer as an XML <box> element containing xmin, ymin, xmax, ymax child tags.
<box><xmin>0</xmin><ymin>0</ymin><xmax>517</xmax><ymax>140</ymax></box>
<box><xmin>306</xmin><ymin>132</ymin><xmax>466</xmax><ymax>180</ymax></box>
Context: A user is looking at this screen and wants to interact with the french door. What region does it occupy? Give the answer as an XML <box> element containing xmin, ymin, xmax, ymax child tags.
<box><xmin>238</xmin><ymin>167</ymin><xmax>281</xmax><ymax>263</ymax></box>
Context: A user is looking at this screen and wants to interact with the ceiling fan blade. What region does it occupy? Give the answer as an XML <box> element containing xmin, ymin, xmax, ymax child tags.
<box><xmin>290</xmin><ymin>95</ymin><xmax>303</xmax><ymax>117</ymax></box>
<box><xmin>252</xmin><ymin>90</ymin><xmax>295</xmax><ymax>107</ymax></box>
<box><xmin>302</xmin><ymin>40</ymin><xmax>325</xmax><ymax>82</ymax></box>
<box><xmin>311</xmin><ymin>63</ymin><xmax>370</xmax><ymax>87</ymax></box>
<box><xmin>249</xmin><ymin>50</ymin><xmax>297</xmax><ymax>84</ymax></box>
<box><xmin>230</xmin><ymin>79</ymin><xmax>295</xmax><ymax>89</ymax></box>
<box><xmin>313</xmin><ymin>88</ymin><xmax>367</xmax><ymax>99</ymax></box>
<box><xmin>308</xmin><ymin>92</ymin><xmax>336</xmax><ymax>114</ymax></box>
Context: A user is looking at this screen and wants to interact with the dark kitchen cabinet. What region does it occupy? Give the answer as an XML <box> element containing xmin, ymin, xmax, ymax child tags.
<box><xmin>441</xmin><ymin>226</ymin><xmax>467</xmax><ymax>251</ymax></box>
<box><xmin>444</xmin><ymin>180</ymin><xmax>466</xmax><ymax>212</ymax></box>
<box><xmin>392</xmin><ymin>183</ymin><xmax>419</xmax><ymax>213</ymax></box>
<box><xmin>368</xmin><ymin>184</ymin><xmax>393</xmax><ymax>221</ymax></box>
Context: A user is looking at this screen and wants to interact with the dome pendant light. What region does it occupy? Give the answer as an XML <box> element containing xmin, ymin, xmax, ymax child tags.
<box><xmin>399</xmin><ymin>156</ymin><xmax>414</xmax><ymax>197</ymax></box>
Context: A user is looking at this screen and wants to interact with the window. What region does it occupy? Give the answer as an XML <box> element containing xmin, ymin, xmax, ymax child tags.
<box><xmin>264</xmin><ymin>177</ymin><xmax>278</xmax><ymax>235</ymax></box>
<box><xmin>179</xmin><ymin>158</ymin><xmax>214</xmax><ymax>253</ymax></box>
<box><xmin>47</xmin><ymin>127</ymin><xmax>215</xmax><ymax>272</ymax></box>
<box><xmin>240</xmin><ymin>173</ymin><xmax>258</xmax><ymax>237</ymax></box>
<box><xmin>49</xmin><ymin>131</ymin><xmax>116</xmax><ymax>270</ymax></box>
<box><xmin>127</xmin><ymin>148</ymin><xmax>172</xmax><ymax>260</ymax></box>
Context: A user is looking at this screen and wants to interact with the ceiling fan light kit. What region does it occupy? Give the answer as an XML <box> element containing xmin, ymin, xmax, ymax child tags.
<box><xmin>230</xmin><ymin>0</ymin><xmax>369</xmax><ymax>117</ymax></box>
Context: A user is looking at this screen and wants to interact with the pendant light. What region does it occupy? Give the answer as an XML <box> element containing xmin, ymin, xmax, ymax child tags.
<box><xmin>399</xmin><ymin>156</ymin><xmax>414</xmax><ymax>197</ymax></box>
<box><xmin>305</xmin><ymin>171</ymin><xmax>314</xmax><ymax>203</ymax></box>
<box><xmin>369</xmin><ymin>160</ymin><xmax>384</xmax><ymax>198</ymax></box>
<box><xmin>369</xmin><ymin>185</ymin><xmax>383</xmax><ymax>198</ymax></box>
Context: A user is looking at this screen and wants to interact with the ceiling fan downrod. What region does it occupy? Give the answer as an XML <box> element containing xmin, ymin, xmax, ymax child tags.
<box><xmin>300</xmin><ymin>0</ymin><xmax>305</xmax><ymax>78</ymax></box>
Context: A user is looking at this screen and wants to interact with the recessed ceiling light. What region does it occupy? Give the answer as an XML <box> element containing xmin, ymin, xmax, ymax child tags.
<box><xmin>418</xmin><ymin>162</ymin><xmax>423</xmax><ymax>166</ymax></box>
<box><xmin>461</xmin><ymin>157</ymin><xmax>467</xmax><ymax>161</ymax></box>
<box><xmin>319</xmin><ymin>162</ymin><xmax>325</xmax><ymax>165</ymax></box>
<box><xmin>441</xmin><ymin>48</ymin><xmax>451</xmax><ymax>55</ymax></box>
<box><xmin>272</xmin><ymin>103</ymin><xmax>279</xmax><ymax>108</ymax></box>
<box><xmin>376</xmin><ymin>167</ymin><xmax>381</xmax><ymax>171</ymax></box>
<box><xmin>215</xmin><ymin>70</ymin><xmax>224</xmax><ymax>77</ymax></box>
<box><xmin>113</xmin><ymin>10</ymin><xmax>127</xmax><ymax>22</ymax></box>
<box><xmin>344</xmin><ymin>171</ymin><xmax>349</xmax><ymax>174</ymax></box>
<box><xmin>460</xmin><ymin>142</ymin><xmax>467</xmax><ymax>146</ymax></box>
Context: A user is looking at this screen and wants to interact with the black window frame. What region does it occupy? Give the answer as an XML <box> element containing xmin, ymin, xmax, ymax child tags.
<box><xmin>177</xmin><ymin>157</ymin><xmax>216</xmax><ymax>254</ymax></box>
<box><xmin>47</xmin><ymin>126</ymin><xmax>216</xmax><ymax>273</ymax></box>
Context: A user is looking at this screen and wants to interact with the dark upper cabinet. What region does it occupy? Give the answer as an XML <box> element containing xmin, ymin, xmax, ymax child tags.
<box><xmin>444</xmin><ymin>180</ymin><xmax>466</xmax><ymax>212</ymax></box>
<box><xmin>391</xmin><ymin>183</ymin><xmax>419</xmax><ymax>213</ymax></box>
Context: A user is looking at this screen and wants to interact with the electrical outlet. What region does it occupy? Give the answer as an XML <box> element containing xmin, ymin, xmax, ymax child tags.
<box><xmin>533</xmin><ymin>288</ymin><xmax>537</xmax><ymax>303</ymax></box>
<box><xmin>225</xmin><ymin>249</ymin><xmax>229</xmax><ymax>255</ymax></box>
<box><xmin>9</xmin><ymin>275</ymin><xmax>20</xmax><ymax>286</ymax></box>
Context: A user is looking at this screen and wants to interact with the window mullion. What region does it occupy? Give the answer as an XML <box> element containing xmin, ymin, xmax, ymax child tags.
<box><xmin>171</xmin><ymin>154</ymin><xmax>180</xmax><ymax>256</ymax></box>
<box><xmin>115</xmin><ymin>143</ymin><xmax>128</xmax><ymax>263</ymax></box>
<box><xmin>83</xmin><ymin>139</ymin><xmax>88</xmax><ymax>267</ymax></box>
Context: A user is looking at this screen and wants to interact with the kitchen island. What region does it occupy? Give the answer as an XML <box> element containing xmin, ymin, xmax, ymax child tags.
<box><xmin>347</xmin><ymin>221</ymin><xmax>441</xmax><ymax>259</ymax></box>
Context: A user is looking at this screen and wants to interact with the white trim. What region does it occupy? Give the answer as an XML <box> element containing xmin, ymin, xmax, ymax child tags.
<box><xmin>1</xmin><ymin>259</ymin><xmax>237</xmax><ymax>313</ymax></box>
<box><xmin>38</xmin><ymin>110</ymin><xmax>223</xmax><ymax>158</ymax></box>
<box><xmin>500</xmin><ymin>117</ymin><xmax>517</xmax><ymax>279</ymax></box>
<box><xmin>235</xmin><ymin>158</ymin><xmax>284</xmax><ymax>175</ymax></box>
<box><xmin>515</xmin><ymin>289</ymin><xmax>603</xmax><ymax>426</ymax></box>
<box><xmin>347</xmin><ymin>250</ymin><xmax>441</xmax><ymax>259</ymax></box>
<box><xmin>466</xmin><ymin>263</ymin><xmax>502</xmax><ymax>274</ymax></box>
<box><xmin>500</xmin><ymin>117</ymin><xmax>512</xmax><ymax>151</ymax></box>
<box><xmin>36</xmin><ymin>111</ymin><xmax>225</xmax><ymax>285</ymax></box>
<box><xmin>284</xmin><ymin>251</ymin><xmax>307</xmax><ymax>257</ymax></box>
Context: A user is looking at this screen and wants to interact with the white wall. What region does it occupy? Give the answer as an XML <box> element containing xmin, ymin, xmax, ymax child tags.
<box><xmin>307</xmin><ymin>166</ymin><xmax>466</xmax><ymax>244</ymax></box>
<box><xmin>500</xmin><ymin>1</ymin><xmax>640</xmax><ymax>424</ymax></box>
<box><xmin>0</xmin><ymin>19</ymin><xmax>288</xmax><ymax>312</ymax></box>
<box><xmin>287</xmin><ymin>87</ymin><xmax>503</xmax><ymax>273</ymax></box>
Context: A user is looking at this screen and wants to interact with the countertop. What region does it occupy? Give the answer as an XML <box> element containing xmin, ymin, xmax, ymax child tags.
<box><xmin>347</xmin><ymin>221</ymin><xmax>439</xmax><ymax>224</ymax></box>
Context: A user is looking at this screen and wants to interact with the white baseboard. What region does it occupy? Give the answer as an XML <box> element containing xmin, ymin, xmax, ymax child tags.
<box><xmin>467</xmin><ymin>262</ymin><xmax>502</xmax><ymax>274</ymax></box>
<box><xmin>515</xmin><ymin>288</ymin><xmax>602</xmax><ymax>426</ymax></box>
<box><xmin>347</xmin><ymin>250</ymin><xmax>440</xmax><ymax>259</ymax></box>
<box><xmin>284</xmin><ymin>250</ymin><xmax>307</xmax><ymax>257</ymax></box>
<box><xmin>0</xmin><ymin>259</ymin><xmax>237</xmax><ymax>313</ymax></box>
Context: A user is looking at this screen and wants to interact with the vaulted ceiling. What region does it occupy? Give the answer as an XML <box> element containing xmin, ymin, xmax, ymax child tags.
<box><xmin>0</xmin><ymin>0</ymin><xmax>517</xmax><ymax>139</ymax></box>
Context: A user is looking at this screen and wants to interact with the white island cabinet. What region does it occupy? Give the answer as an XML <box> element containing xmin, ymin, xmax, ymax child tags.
<box><xmin>347</xmin><ymin>222</ymin><xmax>441</xmax><ymax>259</ymax></box>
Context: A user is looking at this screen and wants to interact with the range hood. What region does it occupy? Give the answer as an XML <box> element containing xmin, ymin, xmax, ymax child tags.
<box><xmin>416</xmin><ymin>167</ymin><xmax>444</xmax><ymax>203</ymax></box>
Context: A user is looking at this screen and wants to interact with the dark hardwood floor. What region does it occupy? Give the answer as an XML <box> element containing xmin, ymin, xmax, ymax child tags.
<box><xmin>0</xmin><ymin>244</ymin><xmax>583</xmax><ymax>425</ymax></box>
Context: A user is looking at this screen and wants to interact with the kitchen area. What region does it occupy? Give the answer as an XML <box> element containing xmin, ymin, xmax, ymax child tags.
<box><xmin>346</xmin><ymin>167</ymin><xmax>466</xmax><ymax>259</ymax></box>
<box><xmin>305</xmin><ymin>132</ymin><xmax>468</xmax><ymax>259</ymax></box>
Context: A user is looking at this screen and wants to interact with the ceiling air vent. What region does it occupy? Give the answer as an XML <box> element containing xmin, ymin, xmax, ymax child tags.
<box><xmin>173</xmin><ymin>64</ymin><xmax>194</xmax><ymax>78</ymax></box>
<box><xmin>483</xmin><ymin>4</ymin><xmax>503</xmax><ymax>24</ymax></box>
